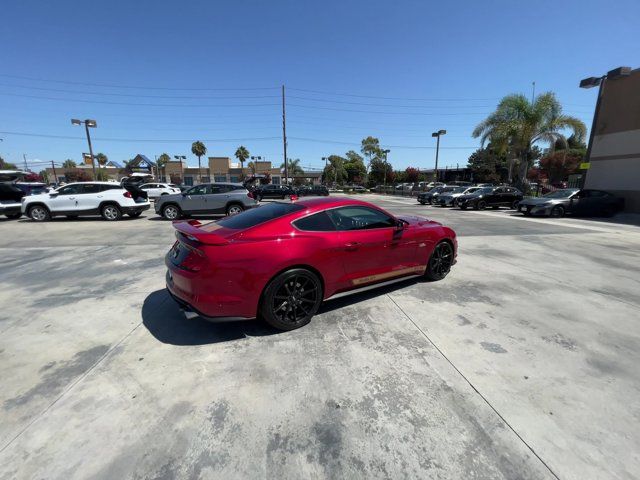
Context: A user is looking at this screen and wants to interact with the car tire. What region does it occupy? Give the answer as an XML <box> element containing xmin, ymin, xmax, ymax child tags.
<box><xmin>459</xmin><ymin>205</ymin><xmax>467</xmax><ymax>210</ymax></box>
<box><xmin>511</xmin><ymin>200</ymin><xmax>520</xmax><ymax>210</ymax></box>
<box><xmin>28</xmin><ymin>205</ymin><xmax>50</xmax><ymax>222</ymax></box>
<box><xmin>5</xmin><ymin>213</ymin><xmax>21</xmax><ymax>219</ymax></box>
<box><xmin>476</xmin><ymin>200</ymin><xmax>487</xmax><ymax>210</ymax></box>
<box><xmin>226</xmin><ymin>203</ymin><xmax>244</xmax><ymax>216</ymax></box>
<box><xmin>425</xmin><ymin>241</ymin><xmax>454</xmax><ymax>281</ymax></box>
<box><xmin>550</xmin><ymin>205</ymin><xmax>565</xmax><ymax>218</ymax></box>
<box><xmin>260</xmin><ymin>268</ymin><xmax>323</xmax><ymax>331</ymax></box>
<box><xmin>419</xmin><ymin>201</ymin><xmax>426</xmax><ymax>205</ymax></box>
<box><xmin>128</xmin><ymin>211</ymin><xmax>142</xmax><ymax>218</ymax></box>
<box><xmin>101</xmin><ymin>204</ymin><xmax>122</xmax><ymax>221</ymax></box>
<box><xmin>162</xmin><ymin>204</ymin><xmax>181</xmax><ymax>220</ymax></box>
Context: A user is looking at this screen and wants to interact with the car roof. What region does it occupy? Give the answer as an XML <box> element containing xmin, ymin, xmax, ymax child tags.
<box><xmin>62</xmin><ymin>182</ymin><xmax>123</xmax><ymax>186</ymax></box>
<box><xmin>293</xmin><ymin>197</ymin><xmax>377</xmax><ymax>211</ymax></box>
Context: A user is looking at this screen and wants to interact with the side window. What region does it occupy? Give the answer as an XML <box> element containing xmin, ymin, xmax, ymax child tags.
<box><xmin>293</xmin><ymin>211</ymin><xmax>336</xmax><ymax>232</ymax></box>
<box><xmin>328</xmin><ymin>206</ymin><xmax>395</xmax><ymax>231</ymax></box>
<box><xmin>217</xmin><ymin>185</ymin><xmax>233</xmax><ymax>193</ymax></box>
<box><xmin>210</xmin><ymin>185</ymin><xmax>222</xmax><ymax>194</ymax></box>
<box><xmin>100</xmin><ymin>184</ymin><xmax>122</xmax><ymax>191</ymax></box>
<box><xmin>186</xmin><ymin>185</ymin><xmax>208</xmax><ymax>195</ymax></box>
<box><xmin>80</xmin><ymin>184</ymin><xmax>101</xmax><ymax>194</ymax></box>
<box><xmin>57</xmin><ymin>185</ymin><xmax>81</xmax><ymax>195</ymax></box>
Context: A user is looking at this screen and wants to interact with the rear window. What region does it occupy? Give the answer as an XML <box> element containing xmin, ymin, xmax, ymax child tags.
<box><xmin>215</xmin><ymin>202</ymin><xmax>304</xmax><ymax>229</ymax></box>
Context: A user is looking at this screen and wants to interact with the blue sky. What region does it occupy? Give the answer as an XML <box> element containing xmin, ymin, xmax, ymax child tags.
<box><xmin>0</xmin><ymin>0</ymin><xmax>638</xmax><ymax>173</ymax></box>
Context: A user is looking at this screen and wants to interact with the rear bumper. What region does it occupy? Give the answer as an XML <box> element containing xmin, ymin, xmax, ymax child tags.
<box><xmin>0</xmin><ymin>202</ymin><xmax>22</xmax><ymax>215</ymax></box>
<box><xmin>518</xmin><ymin>203</ymin><xmax>550</xmax><ymax>216</ymax></box>
<box><xmin>122</xmin><ymin>203</ymin><xmax>150</xmax><ymax>214</ymax></box>
<box><xmin>165</xmin><ymin>265</ymin><xmax>256</xmax><ymax>321</ymax></box>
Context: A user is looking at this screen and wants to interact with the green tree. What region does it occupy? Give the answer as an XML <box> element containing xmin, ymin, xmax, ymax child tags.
<box><xmin>234</xmin><ymin>146</ymin><xmax>250</xmax><ymax>178</ymax></box>
<box><xmin>280</xmin><ymin>158</ymin><xmax>304</xmax><ymax>175</ymax></box>
<box><xmin>322</xmin><ymin>155</ymin><xmax>348</xmax><ymax>184</ymax></box>
<box><xmin>361</xmin><ymin>136</ymin><xmax>383</xmax><ymax>170</ymax></box>
<box><xmin>95</xmin><ymin>153</ymin><xmax>108</xmax><ymax>168</ymax></box>
<box><xmin>62</xmin><ymin>159</ymin><xmax>77</xmax><ymax>169</ymax></box>
<box><xmin>343</xmin><ymin>151</ymin><xmax>367</xmax><ymax>184</ymax></box>
<box><xmin>467</xmin><ymin>147</ymin><xmax>508</xmax><ymax>184</ymax></box>
<box><xmin>95</xmin><ymin>169</ymin><xmax>110</xmax><ymax>181</ymax></box>
<box><xmin>191</xmin><ymin>140</ymin><xmax>207</xmax><ymax>183</ymax></box>
<box><xmin>0</xmin><ymin>156</ymin><xmax>18</xmax><ymax>169</ymax></box>
<box><xmin>367</xmin><ymin>157</ymin><xmax>392</xmax><ymax>186</ymax></box>
<box><xmin>157</xmin><ymin>153</ymin><xmax>171</xmax><ymax>181</ymax></box>
<box><xmin>473</xmin><ymin>92</ymin><xmax>586</xmax><ymax>186</ymax></box>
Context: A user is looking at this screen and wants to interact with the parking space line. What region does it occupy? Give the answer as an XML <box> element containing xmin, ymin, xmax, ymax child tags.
<box><xmin>386</xmin><ymin>293</ymin><xmax>561</xmax><ymax>480</ymax></box>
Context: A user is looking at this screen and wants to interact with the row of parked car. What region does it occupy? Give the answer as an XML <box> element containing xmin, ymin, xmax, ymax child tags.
<box><xmin>416</xmin><ymin>184</ymin><xmax>625</xmax><ymax>218</ymax></box>
<box><xmin>0</xmin><ymin>177</ymin><xmax>331</xmax><ymax>221</ymax></box>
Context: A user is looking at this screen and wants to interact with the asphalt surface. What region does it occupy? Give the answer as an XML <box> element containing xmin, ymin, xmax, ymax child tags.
<box><xmin>1</xmin><ymin>194</ymin><xmax>639</xmax><ymax>479</ymax></box>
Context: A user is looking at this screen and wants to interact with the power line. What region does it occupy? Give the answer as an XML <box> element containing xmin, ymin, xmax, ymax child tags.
<box><xmin>0</xmin><ymin>73</ymin><xmax>279</xmax><ymax>91</ymax></box>
<box><xmin>288</xmin><ymin>95</ymin><xmax>491</xmax><ymax>109</ymax></box>
<box><xmin>288</xmin><ymin>103</ymin><xmax>490</xmax><ymax>116</ymax></box>
<box><xmin>0</xmin><ymin>92</ymin><xmax>280</xmax><ymax>108</ymax></box>
<box><xmin>0</xmin><ymin>130</ymin><xmax>281</xmax><ymax>143</ymax></box>
<box><xmin>289</xmin><ymin>87</ymin><xmax>498</xmax><ymax>102</ymax></box>
<box><xmin>288</xmin><ymin>136</ymin><xmax>477</xmax><ymax>150</ymax></box>
<box><xmin>0</xmin><ymin>83</ymin><xmax>281</xmax><ymax>100</ymax></box>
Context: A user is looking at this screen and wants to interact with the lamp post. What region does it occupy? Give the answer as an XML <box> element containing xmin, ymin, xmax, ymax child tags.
<box><xmin>431</xmin><ymin>129</ymin><xmax>446</xmax><ymax>184</ymax></box>
<box><xmin>71</xmin><ymin>118</ymin><xmax>97</xmax><ymax>178</ymax></box>
<box><xmin>382</xmin><ymin>149</ymin><xmax>390</xmax><ymax>189</ymax></box>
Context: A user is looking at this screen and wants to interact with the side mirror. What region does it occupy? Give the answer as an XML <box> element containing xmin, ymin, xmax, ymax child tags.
<box><xmin>49</xmin><ymin>191</ymin><xmax>59</xmax><ymax>197</ymax></box>
<box><xmin>395</xmin><ymin>219</ymin><xmax>406</xmax><ymax>231</ymax></box>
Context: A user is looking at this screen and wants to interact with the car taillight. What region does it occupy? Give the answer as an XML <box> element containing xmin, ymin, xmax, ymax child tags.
<box><xmin>123</xmin><ymin>191</ymin><xmax>132</xmax><ymax>198</ymax></box>
<box><xmin>247</xmin><ymin>191</ymin><xmax>254</xmax><ymax>199</ymax></box>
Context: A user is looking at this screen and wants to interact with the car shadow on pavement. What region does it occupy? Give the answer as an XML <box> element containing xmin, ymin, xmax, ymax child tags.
<box><xmin>142</xmin><ymin>289</ymin><xmax>278</xmax><ymax>346</ymax></box>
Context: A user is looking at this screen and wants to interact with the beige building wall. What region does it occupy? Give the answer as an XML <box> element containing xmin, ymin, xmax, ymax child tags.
<box><xmin>584</xmin><ymin>68</ymin><xmax>640</xmax><ymax>212</ymax></box>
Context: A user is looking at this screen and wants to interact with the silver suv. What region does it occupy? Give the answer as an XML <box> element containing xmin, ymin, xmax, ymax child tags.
<box><xmin>155</xmin><ymin>183</ymin><xmax>257</xmax><ymax>220</ymax></box>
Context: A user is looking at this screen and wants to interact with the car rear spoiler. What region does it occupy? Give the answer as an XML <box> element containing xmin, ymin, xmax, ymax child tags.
<box><xmin>172</xmin><ymin>220</ymin><xmax>230</xmax><ymax>245</ymax></box>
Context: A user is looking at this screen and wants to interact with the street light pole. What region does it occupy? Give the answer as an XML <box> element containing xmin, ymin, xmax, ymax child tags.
<box><xmin>431</xmin><ymin>130</ymin><xmax>446</xmax><ymax>183</ymax></box>
<box><xmin>382</xmin><ymin>149</ymin><xmax>390</xmax><ymax>189</ymax></box>
<box><xmin>71</xmin><ymin>119</ymin><xmax>98</xmax><ymax>178</ymax></box>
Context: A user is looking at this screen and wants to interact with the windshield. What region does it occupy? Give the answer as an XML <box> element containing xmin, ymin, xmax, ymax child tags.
<box><xmin>472</xmin><ymin>187</ymin><xmax>494</xmax><ymax>195</ymax></box>
<box><xmin>543</xmin><ymin>189</ymin><xmax>579</xmax><ymax>199</ymax></box>
<box><xmin>215</xmin><ymin>202</ymin><xmax>304</xmax><ymax>230</ymax></box>
<box><xmin>451</xmin><ymin>187</ymin><xmax>467</xmax><ymax>193</ymax></box>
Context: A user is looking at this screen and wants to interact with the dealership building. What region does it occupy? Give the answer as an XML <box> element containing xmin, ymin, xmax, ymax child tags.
<box><xmin>583</xmin><ymin>66</ymin><xmax>640</xmax><ymax>212</ymax></box>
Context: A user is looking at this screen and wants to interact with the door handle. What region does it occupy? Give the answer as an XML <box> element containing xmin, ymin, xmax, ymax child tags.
<box><xmin>69</xmin><ymin>197</ymin><xmax>75</xmax><ymax>200</ymax></box>
<box><xmin>344</xmin><ymin>242</ymin><xmax>361</xmax><ymax>251</ymax></box>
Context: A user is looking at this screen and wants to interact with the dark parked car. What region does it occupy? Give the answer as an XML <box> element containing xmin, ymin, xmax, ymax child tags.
<box><xmin>297</xmin><ymin>185</ymin><xmax>329</xmax><ymax>197</ymax></box>
<box><xmin>417</xmin><ymin>186</ymin><xmax>456</xmax><ymax>205</ymax></box>
<box><xmin>517</xmin><ymin>189</ymin><xmax>624</xmax><ymax>217</ymax></box>
<box><xmin>254</xmin><ymin>184</ymin><xmax>295</xmax><ymax>200</ymax></box>
<box><xmin>457</xmin><ymin>186</ymin><xmax>523</xmax><ymax>210</ymax></box>
<box><xmin>0</xmin><ymin>183</ymin><xmax>25</xmax><ymax>219</ymax></box>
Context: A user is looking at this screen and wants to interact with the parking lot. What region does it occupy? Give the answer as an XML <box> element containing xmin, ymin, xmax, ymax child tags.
<box><xmin>1</xmin><ymin>194</ymin><xmax>639</xmax><ymax>480</ymax></box>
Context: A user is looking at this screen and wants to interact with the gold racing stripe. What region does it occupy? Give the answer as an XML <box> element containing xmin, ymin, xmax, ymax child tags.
<box><xmin>352</xmin><ymin>265</ymin><xmax>426</xmax><ymax>286</ymax></box>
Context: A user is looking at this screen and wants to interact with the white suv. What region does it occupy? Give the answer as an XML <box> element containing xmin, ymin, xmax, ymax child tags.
<box><xmin>139</xmin><ymin>182</ymin><xmax>182</xmax><ymax>199</ymax></box>
<box><xmin>22</xmin><ymin>182</ymin><xmax>151</xmax><ymax>221</ymax></box>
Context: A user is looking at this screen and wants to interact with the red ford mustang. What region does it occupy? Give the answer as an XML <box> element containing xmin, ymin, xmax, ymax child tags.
<box><xmin>166</xmin><ymin>197</ymin><xmax>457</xmax><ymax>330</ymax></box>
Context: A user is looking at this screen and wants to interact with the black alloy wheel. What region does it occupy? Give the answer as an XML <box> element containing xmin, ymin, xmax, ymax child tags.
<box><xmin>260</xmin><ymin>268</ymin><xmax>323</xmax><ymax>331</ymax></box>
<box><xmin>459</xmin><ymin>204</ymin><xmax>467</xmax><ymax>210</ymax></box>
<box><xmin>476</xmin><ymin>200</ymin><xmax>487</xmax><ymax>210</ymax></box>
<box><xmin>425</xmin><ymin>241</ymin><xmax>454</xmax><ymax>281</ymax></box>
<box><xmin>550</xmin><ymin>205</ymin><xmax>565</xmax><ymax>218</ymax></box>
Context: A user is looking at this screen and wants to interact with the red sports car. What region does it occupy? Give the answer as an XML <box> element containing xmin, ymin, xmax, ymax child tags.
<box><xmin>165</xmin><ymin>197</ymin><xmax>457</xmax><ymax>330</ymax></box>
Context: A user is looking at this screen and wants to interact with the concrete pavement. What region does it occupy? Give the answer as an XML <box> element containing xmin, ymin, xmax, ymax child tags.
<box><xmin>1</xmin><ymin>195</ymin><xmax>639</xmax><ymax>479</ymax></box>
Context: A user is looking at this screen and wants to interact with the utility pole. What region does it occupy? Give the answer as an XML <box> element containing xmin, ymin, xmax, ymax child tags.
<box><xmin>51</xmin><ymin>160</ymin><xmax>58</xmax><ymax>184</ymax></box>
<box><xmin>282</xmin><ymin>85</ymin><xmax>288</xmax><ymax>185</ymax></box>
<box><xmin>23</xmin><ymin>154</ymin><xmax>28</xmax><ymax>172</ymax></box>
<box><xmin>71</xmin><ymin>119</ymin><xmax>97</xmax><ymax>178</ymax></box>
<box><xmin>531</xmin><ymin>81</ymin><xmax>536</xmax><ymax>103</ymax></box>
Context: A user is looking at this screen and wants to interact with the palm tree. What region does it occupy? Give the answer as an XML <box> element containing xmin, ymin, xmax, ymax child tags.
<box><xmin>95</xmin><ymin>153</ymin><xmax>108</xmax><ymax>168</ymax></box>
<box><xmin>234</xmin><ymin>146</ymin><xmax>250</xmax><ymax>179</ymax></box>
<box><xmin>62</xmin><ymin>159</ymin><xmax>77</xmax><ymax>169</ymax></box>
<box><xmin>157</xmin><ymin>153</ymin><xmax>171</xmax><ymax>181</ymax></box>
<box><xmin>191</xmin><ymin>141</ymin><xmax>207</xmax><ymax>184</ymax></box>
<box><xmin>472</xmin><ymin>92</ymin><xmax>586</xmax><ymax>185</ymax></box>
<box><xmin>280</xmin><ymin>158</ymin><xmax>304</xmax><ymax>175</ymax></box>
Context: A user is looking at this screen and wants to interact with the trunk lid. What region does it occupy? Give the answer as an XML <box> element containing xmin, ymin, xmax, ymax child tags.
<box><xmin>172</xmin><ymin>219</ymin><xmax>238</xmax><ymax>245</ymax></box>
